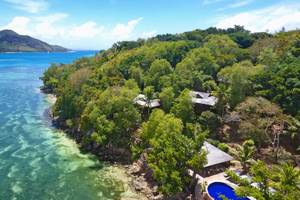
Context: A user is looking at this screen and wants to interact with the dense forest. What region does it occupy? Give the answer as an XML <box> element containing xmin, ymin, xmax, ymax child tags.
<box><xmin>41</xmin><ymin>26</ymin><xmax>300</xmax><ymax>198</ymax></box>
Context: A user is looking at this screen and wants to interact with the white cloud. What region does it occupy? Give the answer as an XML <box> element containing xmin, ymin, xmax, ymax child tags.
<box><xmin>2</xmin><ymin>14</ymin><xmax>67</xmax><ymax>38</ymax></box>
<box><xmin>69</xmin><ymin>22</ymin><xmax>104</xmax><ymax>39</ymax></box>
<box><xmin>34</xmin><ymin>13</ymin><xmax>68</xmax><ymax>38</ymax></box>
<box><xmin>1</xmin><ymin>15</ymin><xmax>146</xmax><ymax>49</ymax></box>
<box><xmin>36</xmin><ymin>13</ymin><xmax>68</xmax><ymax>23</ymax></box>
<box><xmin>3</xmin><ymin>16</ymin><xmax>31</xmax><ymax>34</ymax></box>
<box><xmin>142</xmin><ymin>30</ymin><xmax>157</xmax><ymax>38</ymax></box>
<box><xmin>112</xmin><ymin>17</ymin><xmax>143</xmax><ymax>40</ymax></box>
<box><xmin>216</xmin><ymin>3</ymin><xmax>300</xmax><ymax>32</ymax></box>
<box><xmin>4</xmin><ymin>0</ymin><xmax>48</xmax><ymax>13</ymax></box>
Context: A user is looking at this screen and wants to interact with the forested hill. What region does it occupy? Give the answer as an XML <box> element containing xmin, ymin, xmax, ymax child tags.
<box><xmin>42</xmin><ymin>26</ymin><xmax>300</xmax><ymax>197</ymax></box>
<box><xmin>0</xmin><ymin>29</ymin><xmax>68</xmax><ymax>52</ymax></box>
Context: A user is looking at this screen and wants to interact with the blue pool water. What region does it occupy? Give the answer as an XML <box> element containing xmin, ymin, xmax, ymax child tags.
<box><xmin>207</xmin><ymin>182</ymin><xmax>250</xmax><ymax>200</ymax></box>
<box><xmin>0</xmin><ymin>51</ymin><xmax>140</xmax><ymax>200</ymax></box>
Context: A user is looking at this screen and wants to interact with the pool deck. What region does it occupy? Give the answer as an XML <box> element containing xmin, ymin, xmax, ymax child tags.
<box><xmin>204</xmin><ymin>172</ymin><xmax>238</xmax><ymax>190</ymax></box>
<box><xmin>204</xmin><ymin>172</ymin><xmax>228</xmax><ymax>184</ymax></box>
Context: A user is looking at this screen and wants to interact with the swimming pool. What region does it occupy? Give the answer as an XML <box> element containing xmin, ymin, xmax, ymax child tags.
<box><xmin>207</xmin><ymin>182</ymin><xmax>250</xmax><ymax>200</ymax></box>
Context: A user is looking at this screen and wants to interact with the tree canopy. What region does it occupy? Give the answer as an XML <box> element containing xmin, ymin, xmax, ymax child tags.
<box><xmin>41</xmin><ymin>27</ymin><xmax>300</xmax><ymax>197</ymax></box>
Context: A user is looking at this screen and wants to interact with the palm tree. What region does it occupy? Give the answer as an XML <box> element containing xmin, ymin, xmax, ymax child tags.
<box><xmin>272</xmin><ymin>163</ymin><xmax>300</xmax><ymax>198</ymax></box>
<box><xmin>236</xmin><ymin>161</ymin><xmax>273</xmax><ymax>200</ymax></box>
<box><xmin>236</xmin><ymin>139</ymin><xmax>256</xmax><ymax>172</ymax></box>
<box><xmin>213</xmin><ymin>84</ymin><xmax>229</xmax><ymax>117</ymax></box>
<box><xmin>233</xmin><ymin>162</ymin><xmax>300</xmax><ymax>200</ymax></box>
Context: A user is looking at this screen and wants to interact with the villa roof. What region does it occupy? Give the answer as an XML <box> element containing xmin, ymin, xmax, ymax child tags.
<box><xmin>133</xmin><ymin>94</ymin><xmax>160</xmax><ymax>108</ymax></box>
<box><xmin>203</xmin><ymin>141</ymin><xmax>234</xmax><ymax>168</ymax></box>
<box><xmin>190</xmin><ymin>91</ymin><xmax>218</xmax><ymax>106</ymax></box>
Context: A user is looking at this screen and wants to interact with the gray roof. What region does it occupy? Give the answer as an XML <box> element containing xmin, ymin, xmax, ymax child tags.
<box><xmin>190</xmin><ymin>91</ymin><xmax>218</xmax><ymax>106</ymax></box>
<box><xmin>133</xmin><ymin>94</ymin><xmax>160</xmax><ymax>108</ymax></box>
<box><xmin>203</xmin><ymin>141</ymin><xmax>234</xmax><ymax>167</ymax></box>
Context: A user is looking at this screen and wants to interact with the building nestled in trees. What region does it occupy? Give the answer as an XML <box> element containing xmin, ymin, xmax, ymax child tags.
<box><xmin>201</xmin><ymin>141</ymin><xmax>233</xmax><ymax>177</ymax></box>
<box><xmin>190</xmin><ymin>91</ymin><xmax>218</xmax><ymax>112</ymax></box>
<box><xmin>188</xmin><ymin>141</ymin><xmax>233</xmax><ymax>179</ymax></box>
<box><xmin>133</xmin><ymin>94</ymin><xmax>160</xmax><ymax>108</ymax></box>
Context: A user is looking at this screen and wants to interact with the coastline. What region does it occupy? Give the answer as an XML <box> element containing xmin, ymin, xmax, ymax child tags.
<box><xmin>44</xmin><ymin>91</ymin><xmax>158</xmax><ymax>200</ymax></box>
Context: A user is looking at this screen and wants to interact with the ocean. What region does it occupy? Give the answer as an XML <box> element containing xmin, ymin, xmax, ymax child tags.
<box><xmin>0</xmin><ymin>51</ymin><xmax>138</xmax><ymax>200</ymax></box>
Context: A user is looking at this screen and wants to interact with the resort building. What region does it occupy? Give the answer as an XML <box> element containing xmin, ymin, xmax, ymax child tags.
<box><xmin>190</xmin><ymin>91</ymin><xmax>218</xmax><ymax>107</ymax></box>
<box><xmin>201</xmin><ymin>141</ymin><xmax>234</xmax><ymax>177</ymax></box>
<box><xmin>188</xmin><ymin>142</ymin><xmax>236</xmax><ymax>200</ymax></box>
<box><xmin>133</xmin><ymin>94</ymin><xmax>160</xmax><ymax>108</ymax></box>
<box><xmin>190</xmin><ymin>91</ymin><xmax>218</xmax><ymax>112</ymax></box>
<box><xmin>189</xmin><ymin>141</ymin><xmax>234</xmax><ymax>178</ymax></box>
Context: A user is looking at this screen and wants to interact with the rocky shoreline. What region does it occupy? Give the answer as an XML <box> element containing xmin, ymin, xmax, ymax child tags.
<box><xmin>44</xmin><ymin>92</ymin><xmax>162</xmax><ymax>200</ymax></box>
<box><xmin>125</xmin><ymin>158</ymin><xmax>163</xmax><ymax>200</ymax></box>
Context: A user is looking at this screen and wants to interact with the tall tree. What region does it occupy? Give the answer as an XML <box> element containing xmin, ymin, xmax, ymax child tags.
<box><xmin>159</xmin><ymin>87</ymin><xmax>175</xmax><ymax>112</ymax></box>
<box><xmin>171</xmin><ymin>89</ymin><xmax>195</xmax><ymax>124</ymax></box>
<box><xmin>234</xmin><ymin>97</ymin><xmax>288</xmax><ymax>152</ymax></box>
<box><xmin>185</xmin><ymin>47</ymin><xmax>219</xmax><ymax>76</ymax></box>
<box><xmin>145</xmin><ymin>59</ymin><xmax>173</xmax><ymax>91</ymax></box>
<box><xmin>235</xmin><ymin>161</ymin><xmax>274</xmax><ymax>200</ymax></box>
<box><xmin>235</xmin><ymin>139</ymin><xmax>256</xmax><ymax>171</ymax></box>
<box><xmin>204</xmin><ymin>34</ymin><xmax>240</xmax><ymax>67</ymax></box>
<box><xmin>218</xmin><ymin>61</ymin><xmax>263</xmax><ymax>108</ymax></box>
<box><xmin>129</xmin><ymin>65</ymin><xmax>144</xmax><ymax>89</ymax></box>
<box><xmin>257</xmin><ymin>48</ymin><xmax>278</xmax><ymax>68</ymax></box>
<box><xmin>229</xmin><ymin>161</ymin><xmax>300</xmax><ymax>200</ymax></box>
<box><xmin>272</xmin><ymin>163</ymin><xmax>300</xmax><ymax>199</ymax></box>
<box><xmin>141</xmin><ymin>111</ymin><xmax>207</xmax><ymax>196</ymax></box>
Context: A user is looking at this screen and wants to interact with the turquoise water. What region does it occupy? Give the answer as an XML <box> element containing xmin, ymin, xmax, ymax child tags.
<box><xmin>0</xmin><ymin>52</ymin><xmax>138</xmax><ymax>200</ymax></box>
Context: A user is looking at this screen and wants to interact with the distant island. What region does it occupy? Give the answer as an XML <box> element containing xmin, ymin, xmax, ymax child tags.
<box><xmin>0</xmin><ymin>29</ymin><xmax>68</xmax><ymax>52</ymax></box>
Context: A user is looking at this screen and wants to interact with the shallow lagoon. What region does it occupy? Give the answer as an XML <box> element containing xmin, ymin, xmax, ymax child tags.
<box><xmin>0</xmin><ymin>51</ymin><xmax>139</xmax><ymax>200</ymax></box>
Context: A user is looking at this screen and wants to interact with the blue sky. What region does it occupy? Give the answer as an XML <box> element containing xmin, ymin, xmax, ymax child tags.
<box><xmin>0</xmin><ymin>0</ymin><xmax>299</xmax><ymax>49</ymax></box>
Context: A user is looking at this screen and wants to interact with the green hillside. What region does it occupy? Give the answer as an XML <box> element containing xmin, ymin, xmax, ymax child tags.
<box><xmin>41</xmin><ymin>26</ymin><xmax>300</xmax><ymax>198</ymax></box>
